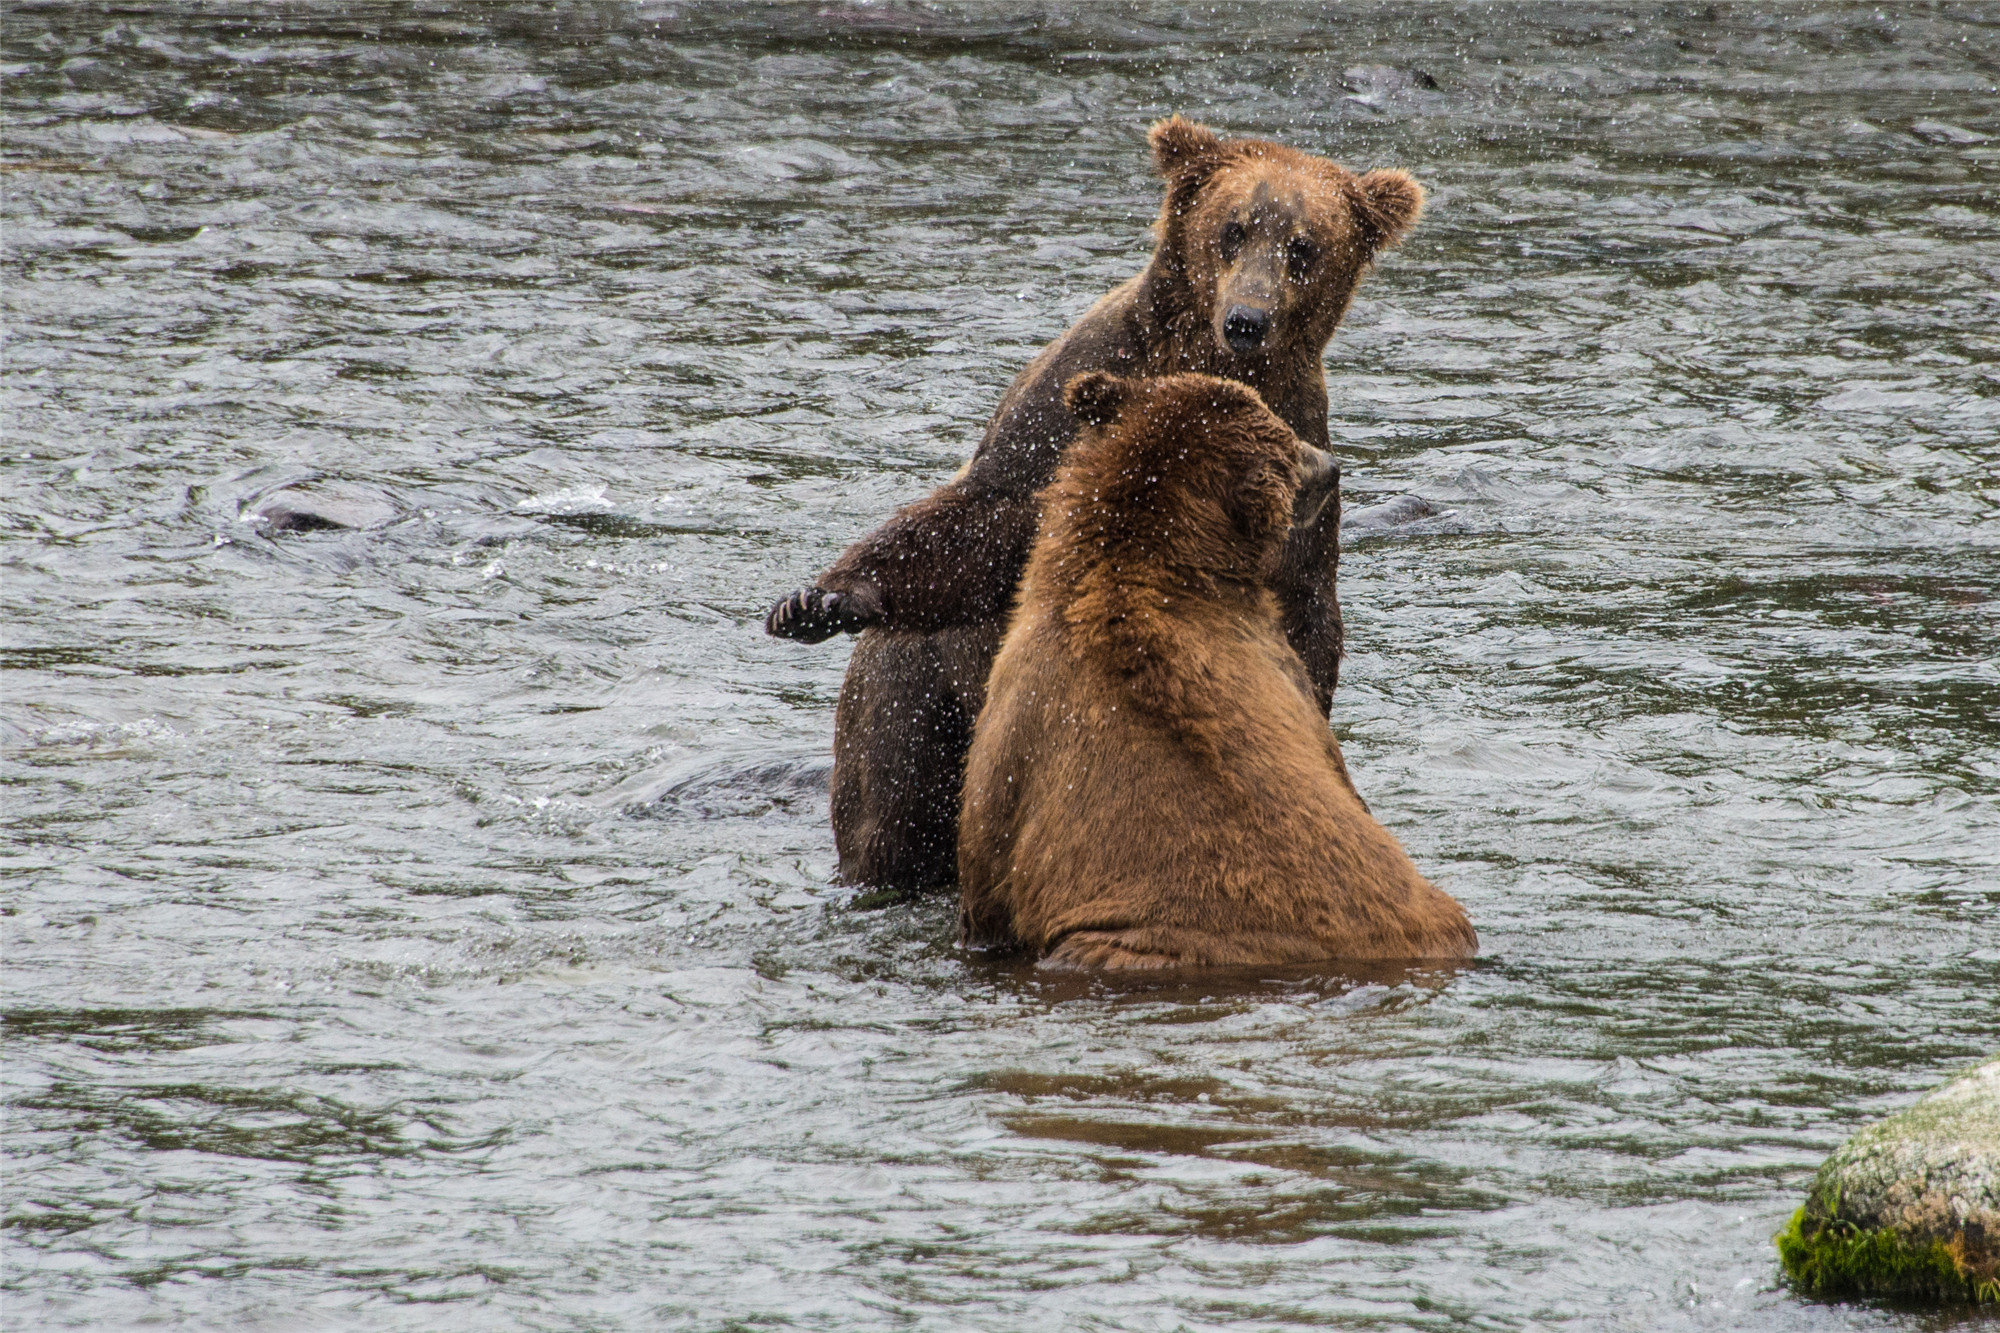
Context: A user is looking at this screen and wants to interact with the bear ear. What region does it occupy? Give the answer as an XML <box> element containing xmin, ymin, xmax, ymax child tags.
<box><xmin>1064</xmin><ymin>371</ymin><xmax>1129</xmax><ymax>427</ymax></box>
<box><xmin>1203</xmin><ymin>379</ymin><xmax>1263</xmax><ymax>416</ymax></box>
<box><xmin>1354</xmin><ymin>168</ymin><xmax>1425</xmax><ymax>249</ymax></box>
<box><xmin>1148</xmin><ymin>115</ymin><xmax>1221</xmax><ymax>178</ymax></box>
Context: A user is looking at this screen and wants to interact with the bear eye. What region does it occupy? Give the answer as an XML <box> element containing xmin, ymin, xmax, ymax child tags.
<box><xmin>1220</xmin><ymin>221</ymin><xmax>1247</xmax><ymax>262</ymax></box>
<box><xmin>1286</xmin><ymin>237</ymin><xmax>1318</xmax><ymax>280</ymax></box>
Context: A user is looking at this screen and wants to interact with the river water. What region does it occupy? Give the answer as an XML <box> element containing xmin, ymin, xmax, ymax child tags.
<box><xmin>3</xmin><ymin>3</ymin><xmax>1996</xmax><ymax>1329</ymax></box>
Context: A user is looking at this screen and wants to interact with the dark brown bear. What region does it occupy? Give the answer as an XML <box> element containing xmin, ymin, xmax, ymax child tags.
<box><xmin>958</xmin><ymin>372</ymin><xmax>1477</xmax><ymax>969</ymax></box>
<box><xmin>767</xmin><ymin>117</ymin><xmax>1426</xmax><ymax>891</ymax></box>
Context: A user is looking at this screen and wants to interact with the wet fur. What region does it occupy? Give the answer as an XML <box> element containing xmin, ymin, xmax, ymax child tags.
<box><xmin>958</xmin><ymin>373</ymin><xmax>1476</xmax><ymax>968</ymax></box>
<box><xmin>774</xmin><ymin>117</ymin><xmax>1424</xmax><ymax>890</ymax></box>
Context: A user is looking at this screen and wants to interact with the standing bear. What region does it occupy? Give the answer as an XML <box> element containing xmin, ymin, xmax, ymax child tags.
<box><xmin>767</xmin><ymin>117</ymin><xmax>1426</xmax><ymax>891</ymax></box>
<box><xmin>959</xmin><ymin>371</ymin><xmax>1477</xmax><ymax>969</ymax></box>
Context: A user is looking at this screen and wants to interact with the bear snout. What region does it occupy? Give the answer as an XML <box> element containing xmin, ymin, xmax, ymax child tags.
<box><xmin>1222</xmin><ymin>303</ymin><xmax>1271</xmax><ymax>353</ymax></box>
<box><xmin>1293</xmin><ymin>446</ymin><xmax>1340</xmax><ymax>531</ymax></box>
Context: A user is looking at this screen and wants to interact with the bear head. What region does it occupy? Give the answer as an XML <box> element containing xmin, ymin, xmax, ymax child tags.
<box><xmin>1054</xmin><ymin>371</ymin><xmax>1335</xmax><ymax>586</ymax></box>
<box><xmin>1147</xmin><ymin>115</ymin><xmax>1424</xmax><ymax>359</ymax></box>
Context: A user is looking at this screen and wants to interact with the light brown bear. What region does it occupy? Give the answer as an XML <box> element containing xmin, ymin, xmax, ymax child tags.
<box><xmin>957</xmin><ymin>371</ymin><xmax>1476</xmax><ymax>970</ymax></box>
<box><xmin>767</xmin><ymin>117</ymin><xmax>1426</xmax><ymax>893</ymax></box>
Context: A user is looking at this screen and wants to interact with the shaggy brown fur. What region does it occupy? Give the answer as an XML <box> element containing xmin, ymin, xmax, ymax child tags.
<box><xmin>767</xmin><ymin>117</ymin><xmax>1426</xmax><ymax>891</ymax></box>
<box><xmin>958</xmin><ymin>372</ymin><xmax>1476</xmax><ymax>969</ymax></box>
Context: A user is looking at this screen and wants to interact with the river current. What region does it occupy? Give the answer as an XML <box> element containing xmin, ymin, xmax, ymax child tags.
<box><xmin>3</xmin><ymin>4</ymin><xmax>1996</xmax><ymax>1330</ymax></box>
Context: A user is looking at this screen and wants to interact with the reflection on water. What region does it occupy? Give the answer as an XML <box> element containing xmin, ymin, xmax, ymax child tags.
<box><xmin>3</xmin><ymin>3</ymin><xmax>1996</xmax><ymax>1329</ymax></box>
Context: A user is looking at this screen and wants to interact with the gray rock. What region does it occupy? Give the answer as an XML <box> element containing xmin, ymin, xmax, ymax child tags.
<box><xmin>1342</xmin><ymin>64</ymin><xmax>1439</xmax><ymax>96</ymax></box>
<box><xmin>1779</xmin><ymin>1055</ymin><xmax>1999</xmax><ymax>1304</ymax></box>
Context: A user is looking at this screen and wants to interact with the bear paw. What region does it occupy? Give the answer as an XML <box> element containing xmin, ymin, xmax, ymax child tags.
<box><xmin>764</xmin><ymin>587</ymin><xmax>878</xmax><ymax>642</ymax></box>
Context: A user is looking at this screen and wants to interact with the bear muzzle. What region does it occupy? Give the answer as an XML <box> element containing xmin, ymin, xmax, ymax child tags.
<box><xmin>1222</xmin><ymin>303</ymin><xmax>1271</xmax><ymax>353</ymax></box>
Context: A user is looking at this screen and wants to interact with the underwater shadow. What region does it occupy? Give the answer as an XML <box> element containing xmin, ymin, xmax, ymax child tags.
<box><xmin>962</xmin><ymin>951</ymin><xmax>1482</xmax><ymax>1008</ymax></box>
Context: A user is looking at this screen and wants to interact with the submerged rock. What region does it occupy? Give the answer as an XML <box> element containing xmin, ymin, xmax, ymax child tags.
<box><xmin>1345</xmin><ymin>493</ymin><xmax>1442</xmax><ymax>530</ymax></box>
<box><xmin>1778</xmin><ymin>1055</ymin><xmax>1999</xmax><ymax>1305</ymax></box>
<box><xmin>249</xmin><ymin>487</ymin><xmax>399</xmax><ymax>534</ymax></box>
<box><xmin>1340</xmin><ymin>64</ymin><xmax>1441</xmax><ymax>112</ymax></box>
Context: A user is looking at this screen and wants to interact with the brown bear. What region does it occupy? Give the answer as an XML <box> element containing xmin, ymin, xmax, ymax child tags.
<box><xmin>766</xmin><ymin>117</ymin><xmax>1426</xmax><ymax>892</ymax></box>
<box><xmin>958</xmin><ymin>371</ymin><xmax>1477</xmax><ymax>969</ymax></box>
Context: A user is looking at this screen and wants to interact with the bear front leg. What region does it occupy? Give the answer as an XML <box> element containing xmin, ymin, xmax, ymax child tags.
<box><xmin>765</xmin><ymin>585</ymin><xmax>881</xmax><ymax>643</ymax></box>
<box><xmin>764</xmin><ymin>481</ymin><xmax>1040</xmax><ymax>643</ymax></box>
<box><xmin>1273</xmin><ymin>460</ymin><xmax>1343</xmax><ymax>713</ymax></box>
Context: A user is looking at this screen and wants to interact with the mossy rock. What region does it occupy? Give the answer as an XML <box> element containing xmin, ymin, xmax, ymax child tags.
<box><xmin>1778</xmin><ymin>1054</ymin><xmax>1999</xmax><ymax>1305</ymax></box>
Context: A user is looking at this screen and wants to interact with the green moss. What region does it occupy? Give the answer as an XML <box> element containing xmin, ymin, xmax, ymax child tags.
<box><xmin>1776</xmin><ymin>1207</ymin><xmax>1994</xmax><ymax>1304</ymax></box>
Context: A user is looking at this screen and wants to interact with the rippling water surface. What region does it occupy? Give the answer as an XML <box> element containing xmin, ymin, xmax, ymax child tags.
<box><xmin>4</xmin><ymin>3</ymin><xmax>1997</xmax><ymax>1329</ymax></box>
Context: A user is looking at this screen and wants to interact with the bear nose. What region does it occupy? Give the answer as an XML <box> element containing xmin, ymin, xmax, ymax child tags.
<box><xmin>1223</xmin><ymin>304</ymin><xmax>1270</xmax><ymax>352</ymax></box>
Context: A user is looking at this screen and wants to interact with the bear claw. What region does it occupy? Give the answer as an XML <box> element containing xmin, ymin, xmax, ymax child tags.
<box><xmin>765</xmin><ymin>587</ymin><xmax>872</xmax><ymax>642</ymax></box>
